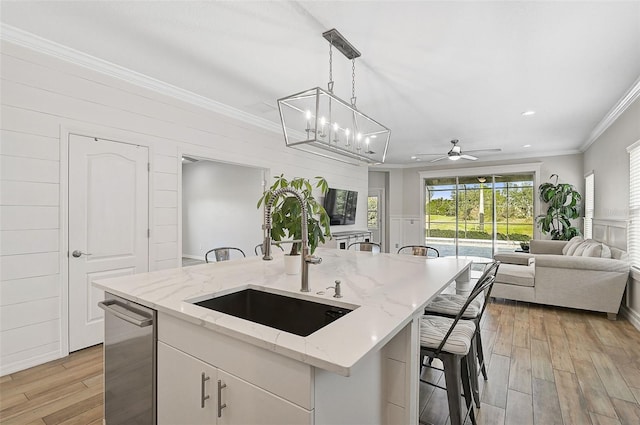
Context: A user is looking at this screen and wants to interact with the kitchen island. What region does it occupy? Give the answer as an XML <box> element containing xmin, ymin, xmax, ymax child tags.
<box><xmin>94</xmin><ymin>248</ymin><xmax>471</xmax><ymax>424</ymax></box>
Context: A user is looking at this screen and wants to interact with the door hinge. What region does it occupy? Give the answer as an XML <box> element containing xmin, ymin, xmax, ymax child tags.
<box><xmin>147</xmin><ymin>229</ymin><xmax>151</xmax><ymax>238</ymax></box>
<box><xmin>147</xmin><ymin>162</ymin><xmax>151</xmax><ymax>172</ymax></box>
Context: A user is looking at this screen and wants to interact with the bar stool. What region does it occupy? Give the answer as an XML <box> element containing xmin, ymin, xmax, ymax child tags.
<box><xmin>424</xmin><ymin>260</ymin><xmax>500</xmax><ymax>407</ymax></box>
<box><xmin>397</xmin><ymin>245</ymin><xmax>440</xmax><ymax>258</ymax></box>
<box><xmin>204</xmin><ymin>247</ymin><xmax>246</xmax><ymax>263</ymax></box>
<box><xmin>420</xmin><ymin>274</ymin><xmax>494</xmax><ymax>425</ymax></box>
<box><xmin>347</xmin><ymin>241</ymin><xmax>381</xmax><ymax>252</ymax></box>
<box><xmin>254</xmin><ymin>243</ymin><xmax>284</xmax><ymax>256</ymax></box>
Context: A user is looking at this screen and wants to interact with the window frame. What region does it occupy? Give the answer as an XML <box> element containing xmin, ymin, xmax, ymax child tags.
<box><xmin>584</xmin><ymin>171</ymin><xmax>594</xmax><ymax>239</ymax></box>
<box><xmin>628</xmin><ymin>140</ymin><xmax>640</xmax><ymax>270</ymax></box>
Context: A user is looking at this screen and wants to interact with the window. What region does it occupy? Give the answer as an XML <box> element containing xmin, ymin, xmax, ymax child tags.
<box><xmin>367</xmin><ymin>196</ymin><xmax>379</xmax><ymax>229</ymax></box>
<box><xmin>629</xmin><ymin>141</ymin><xmax>640</xmax><ymax>269</ymax></box>
<box><xmin>423</xmin><ymin>174</ymin><xmax>534</xmax><ymax>257</ymax></box>
<box><xmin>584</xmin><ymin>172</ymin><xmax>594</xmax><ymax>239</ymax></box>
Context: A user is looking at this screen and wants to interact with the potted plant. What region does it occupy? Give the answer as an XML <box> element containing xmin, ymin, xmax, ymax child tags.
<box><xmin>257</xmin><ymin>175</ymin><xmax>331</xmax><ymax>272</ymax></box>
<box><xmin>536</xmin><ymin>174</ymin><xmax>582</xmax><ymax>240</ymax></box>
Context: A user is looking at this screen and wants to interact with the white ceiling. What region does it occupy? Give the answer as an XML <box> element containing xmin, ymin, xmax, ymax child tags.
<box><xmin>2</xmin><ymin>1</ymin><xmax>639</xmax><ymax>165</ymax></box>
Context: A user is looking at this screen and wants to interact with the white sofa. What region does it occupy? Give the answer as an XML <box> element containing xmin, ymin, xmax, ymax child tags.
<box><xmin>492</xmin><ymin>237</ymin><xmax>630</xmax><ymax>319</ymax></box>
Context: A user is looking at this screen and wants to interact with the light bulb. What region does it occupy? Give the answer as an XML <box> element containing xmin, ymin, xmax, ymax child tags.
<box><xmin>345</xmin><ymin>128</ymin><xmax>350</xmax><ymax>136</ymax></box>
<box><xmin>333</xmin><ymin>122</ymin><xmax>339</xmax><ymax>131</ymax></box>
<box><xmin>320</xmin><ymin>116</ymin><xmax>326</xmax><ymax>126</ymax></box>
<box><xmin>365</xmin><ymin>137</ymin><xmax>370</xmax><ymax>145</ymax></box>
<box><xmin>356</xmin><ymin>133</ymin><xmax>362</xmax><ymax>141</ymax></box>
<box><xmin>305</xmin><ymin>110</ymin><xmax>312</xmax><ymax>120</ymax></box>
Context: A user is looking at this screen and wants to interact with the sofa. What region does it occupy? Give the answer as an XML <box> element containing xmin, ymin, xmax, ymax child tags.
<box><xmin>492</xmin><ymin>237</ymin><xmax>630</xmax><ymax>319</ymax></box>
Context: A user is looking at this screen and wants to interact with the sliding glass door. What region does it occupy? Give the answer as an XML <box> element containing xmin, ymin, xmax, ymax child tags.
<box><xmin>424</xmin><ymin>174</ymin><xmax>534</xmax><ymax>258</ymax></box>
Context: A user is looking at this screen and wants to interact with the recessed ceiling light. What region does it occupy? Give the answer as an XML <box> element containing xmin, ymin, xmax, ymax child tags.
<box><xmin>523</xmin><ymin>144</ymin><xmax>531</xmax><ymax>148</ymax></box>
<box><xmin>410</xmin><ymin>155</ymin><xmax>417</xmax><ymax>160</ymax></box>
<box><xmin>522</xmin><ymin>110</ymin><xmax>536</xmax><ymax>116</ymax></box>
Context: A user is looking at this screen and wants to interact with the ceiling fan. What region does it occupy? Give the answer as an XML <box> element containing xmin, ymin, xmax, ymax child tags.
<box><xmin>413</xmin><ymin>139</ymin><xmax>501</xmax><ymax>163</ymax></box>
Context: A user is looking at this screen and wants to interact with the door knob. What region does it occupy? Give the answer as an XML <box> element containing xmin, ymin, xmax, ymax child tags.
<box><xmin>71</xmin><ymin>250</ymin><xmax>92</xmax><ymax>258</ymax></box>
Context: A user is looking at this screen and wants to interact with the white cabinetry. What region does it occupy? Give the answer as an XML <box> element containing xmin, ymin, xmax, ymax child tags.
<box><xmin>158</xmin><ymin>342</ymin><xmax>218</xmax><ymax>424</ymax></box>
<box><xmin>217</xmin><ymin>370</ymin><xmax>310</xmax><ymax>425</ymax></box>
<box><xmin>157</xmin><ymin>313</ymin><xmax>314</xmax><ymax>424</ymax></box>
<box><xmin>157</xmin><ymin>312</ymin><xmax>417</xmax><ymax>424</ymax></box>
<box><xmin>158</xmin><ymin>341</ymin><xmax>311</xmax><ymax>424</ymax></box>
<box><xmin>324</xmin><ymin>230</ymin><xmax>373</xmax><ymax>249</ymax></box>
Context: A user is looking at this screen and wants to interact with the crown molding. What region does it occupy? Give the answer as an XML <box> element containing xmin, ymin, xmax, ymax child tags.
<box><xmin>0</xmin><ymin>24</ymin><xmax>283</xmax><ymax>135</ymax></box>
<box><xmin>581</xmin><ymin>75</ymin><xmax>640</xmax><ymax>151</ymax></box>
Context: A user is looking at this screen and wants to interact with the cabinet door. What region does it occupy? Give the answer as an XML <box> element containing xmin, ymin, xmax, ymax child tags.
<box><xmin>217</xmin><ymin>370</ymin><xmax>312</xmax><ymax>425</ymax></box>
<box><xmin>158</xmin><ymin>342</ymin><xmax>218</xmax><ymax>425</ymax></box>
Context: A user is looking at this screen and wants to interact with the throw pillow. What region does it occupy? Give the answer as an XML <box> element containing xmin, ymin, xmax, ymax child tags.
<box><xmin>572</xmin><ymin>239</ymin><xmax>597</xmax><ymax>256</ymax></box>
<box><xmin>564</xmin><ymin>237</ymin><xmax>584</xmax><ymax>256</ymax></box>
<box><xmin>581</xmin><ymin>242</ymin><xmax>603</xmax><ymax>258</ymax></box>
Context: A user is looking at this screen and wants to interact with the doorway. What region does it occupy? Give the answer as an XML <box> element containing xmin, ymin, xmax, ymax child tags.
<box><xmin>368</xmin><ymin>188</ymin><xmax>385</xmax><ymax>250</ymax></box>
<box><xmin>68</xmin><ymin>134</ymin><xmax>149</xmax><ymax>352</ymax></box>
<box><xmin>181</xmin><ymin>157</ymin><xmax>266</xmax><ymax>265</ymax></box>
<box><xmin>424</xmin><ymin>174</ymin><xmax>534</xmax><ymax>257</ymax></box>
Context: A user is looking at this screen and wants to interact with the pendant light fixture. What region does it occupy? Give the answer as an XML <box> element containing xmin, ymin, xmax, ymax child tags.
<box><xmin>277</xmin><ymin>29</ymin><xmax>391</xmax><ymax>165</ymax></box>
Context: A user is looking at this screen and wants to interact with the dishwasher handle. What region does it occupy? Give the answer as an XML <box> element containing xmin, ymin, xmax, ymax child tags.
<box><xmin>98</xmin><ymin>299</ymin><xmax>153</xmax><ymax>327</ymax></box>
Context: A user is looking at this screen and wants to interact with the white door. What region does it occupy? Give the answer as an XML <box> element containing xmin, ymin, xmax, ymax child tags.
<box><xmin>368</xmin><ymin>189</ymin><xmax>385</xmax><ymax>250</ymax></box>
<box><xmin>68</xmin><ymin>134</ymin><xmax>149</xmax><ymax>351</ymax></box>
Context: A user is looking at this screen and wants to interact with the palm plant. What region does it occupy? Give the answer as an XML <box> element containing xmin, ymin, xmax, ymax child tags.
<box><xmin>536</xmin><ymin>174</ymin><xmax>582</xmax><ymax>240</ymax></box>
<box><xmin>257</xmin><ymin>174</ymin><xmax>331</xmax><ymax>255</ymax></box>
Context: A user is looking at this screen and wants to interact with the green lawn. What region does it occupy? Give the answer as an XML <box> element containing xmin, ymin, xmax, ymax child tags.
<box><xmin>425</xmin><ymin>214</ymin><xmax>534</xmax><ymax>238</ymax></box>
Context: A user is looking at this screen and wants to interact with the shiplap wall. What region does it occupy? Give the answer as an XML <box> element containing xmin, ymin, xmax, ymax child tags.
<box><xmin>0</xmin><ymin>40</ymin><xmax>368</xmax><ymax>375</ymax></box>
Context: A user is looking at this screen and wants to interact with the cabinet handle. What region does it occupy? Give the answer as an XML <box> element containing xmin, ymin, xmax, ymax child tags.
<box><xmin>201</xmin><ymin>373</ymin><xmax>210</xmax><ymax>408</ymax></box>
<box><xmin>217</xmin><ymin>379</ymin><xmax>227</xmax><ymax>418</ymax></box>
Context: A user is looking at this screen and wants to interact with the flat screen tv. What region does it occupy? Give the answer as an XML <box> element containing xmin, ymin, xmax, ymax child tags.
<box><xmin>323</xmin><ymin>188</ymin><xmax>358</xmax><ymax>225</ymax></box>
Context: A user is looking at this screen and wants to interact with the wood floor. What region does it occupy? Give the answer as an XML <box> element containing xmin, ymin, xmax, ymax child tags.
<box><xmin>419</xmin><ymin>299</ymin><xmax>640</xmax><ymax>425</ymax></box>
<box><xmin>1</xmin><ymin>300</ymin><xmax>640</xmax><ymax>425</ymax></box>
<box><xmin>0</xmin><ymin>344</ymin><xmax>103</xmax><ymax>425</ymax></box>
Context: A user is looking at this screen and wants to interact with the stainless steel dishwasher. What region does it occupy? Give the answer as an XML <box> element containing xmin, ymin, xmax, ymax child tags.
<box><xmin>98</xmin><ymin>292</ymin><xmax>156</xmax><ymax>424</ymax></box>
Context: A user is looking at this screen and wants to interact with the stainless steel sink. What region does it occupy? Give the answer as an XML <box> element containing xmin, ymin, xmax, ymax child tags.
<box><xmin>192</xmin><ymin>288</ymin><xmax>356</xmax><ymax>337</ymax></box>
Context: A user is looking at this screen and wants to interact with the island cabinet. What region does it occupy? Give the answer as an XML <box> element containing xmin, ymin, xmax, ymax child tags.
<box><xmin>158</xmin><ymin>342</ymin><xmax>310</xmax><ymax>424</ymax></box>
<box><xmin>157</xmin><ymin>312</ymin><xmax>314</xmax><ymax>424</ymax></box>
<box><xmin>156</xmin><ymin>311</ymin><xmax>419</xmax><ymax>424</ymax></box>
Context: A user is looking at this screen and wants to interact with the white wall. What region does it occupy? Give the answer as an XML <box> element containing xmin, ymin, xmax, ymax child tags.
<box><xmin>182</xmin><ymin>160</ymin><xmax>264</xmax><ymax>259</ymax></box>
<box><xmin>380</xmin><ymin>155</ymin><xmax>583</xmax><ymax>249</ymax></box>
<box><xmin>0</xmin><ymin>40</ymin><xmax>367</xmax><ymax>375</ymax></box>
<box><xmin>400</xmin><ymin>154</ymin><xmax>584</xmax><ymax>218</ymax></box>
<box><xmin>584</xmin><ymin>96</ymin><xmax>640</xmax><ymax>327</ymax></box>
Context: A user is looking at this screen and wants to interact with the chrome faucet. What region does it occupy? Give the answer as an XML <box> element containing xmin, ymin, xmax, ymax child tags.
<box><xmin>262</xmin><ymin>187</ymin><xmax>322</xmax><ymax>292</ymax></box>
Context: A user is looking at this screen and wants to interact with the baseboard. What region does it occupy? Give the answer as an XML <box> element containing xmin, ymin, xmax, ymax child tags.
<box><xmin>0</xmin><ymin>349</ymin><xmax>63</xmax><ymax>376</ymax></box>
<box><xmin>181</xmin><ymin>254</ymin><xmax>202</xmax><ymax>261</ymax></box>
<box><xmin>622</xmin><ymin>305</ymin><xmax>640</xmax><ymax>331</ymax></box>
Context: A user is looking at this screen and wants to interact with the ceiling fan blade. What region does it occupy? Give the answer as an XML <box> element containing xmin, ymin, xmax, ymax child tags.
<box><xmin>461</xmin><ymin>154</ymin><xmax>478</xmax><ymax>161</ymax></box>
<box><xmin>414</xmin><ymin>153</ymin><xmax>444</xmax><ymax>157</ymax></box>
<box><xmin>429</xmin><ymin>156</ymin><xmax>448</xmax><ymax>163</ymax></box>
<box><xmin>464</xmin><ymin>148</ymin><xmax>502</xmax><ymax>154</ymax></box>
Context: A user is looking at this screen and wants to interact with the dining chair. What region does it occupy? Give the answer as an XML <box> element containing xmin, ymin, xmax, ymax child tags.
<box><xmin>423</xmin><ymin>260</ymin><xmax>500</xmax><ymax>407</ymax></box>
<box><xmin>204</xmin><ymin>247</ymin><xmax>246</xmax><ymax>263</ymax></box>
<box><xmin>397</xmin><ymin>245</ymin><xmax>440</xmax><ymax>258</ymax></box>
<box><xmin>419</xmin><ymin>273</ymin><xmax>495</xmax><ymax>425</ymax></box>
<box><xmin>347</xmin><ymin>241</ymin><xmax>381</xmax><ymax>252</ymax></box>
<box><xmin>254</xmin><ymin>242</ymin><xmax>285</xmax><ymax>256</ymax></box>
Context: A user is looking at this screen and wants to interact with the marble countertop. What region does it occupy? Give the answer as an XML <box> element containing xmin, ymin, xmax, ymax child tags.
<box><xmin>93</xmin><ymin>248</ymin><xmax>471</xmax><ymax>376</ymax></box>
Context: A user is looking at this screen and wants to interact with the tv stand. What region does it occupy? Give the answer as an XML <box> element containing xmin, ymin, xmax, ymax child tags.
<box><xmin>325</xmin><ymin>230</ymin><xmax>373</xmax><ymax>250</ymax></box>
